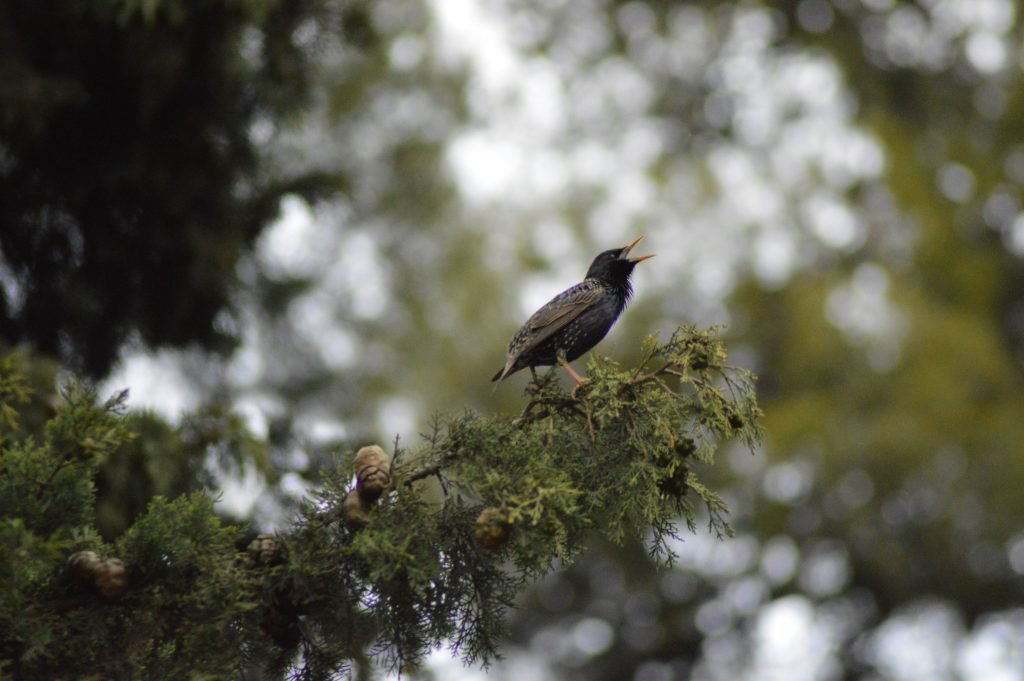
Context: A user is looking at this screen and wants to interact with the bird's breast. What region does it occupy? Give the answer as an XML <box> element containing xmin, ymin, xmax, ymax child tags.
<box><xmin>559</xmin><ymin>295</ymin><xmax>625</xmax><ymax>361</ymax></box>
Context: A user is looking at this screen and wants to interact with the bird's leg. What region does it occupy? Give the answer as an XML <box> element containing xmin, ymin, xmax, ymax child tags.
<box><xmin>556</xmin><ymin>350</ymin><xmax>588</xmax><ymax>397</ymax></box>
<box><xmin>559</xmin><ymin>359</ymin><xmax>586</xmax><ymax>385</ymax></box>
<box><xmin>529</xmin><ymin>366</ymin><xmax>539</xmax><ymax>383</ymax></box>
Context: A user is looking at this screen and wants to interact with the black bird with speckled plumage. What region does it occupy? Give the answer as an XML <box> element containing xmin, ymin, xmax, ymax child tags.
<box><xmin>492</xmin><ymin>236</ymin><xmax>654</xmax><ymax>387</ymax></box>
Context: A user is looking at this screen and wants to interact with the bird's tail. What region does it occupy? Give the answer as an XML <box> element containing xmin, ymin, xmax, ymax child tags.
<box><xmin>491</xmin><ymin>362</ymin><xmax>514</xmax><ymax>393</ymax></box>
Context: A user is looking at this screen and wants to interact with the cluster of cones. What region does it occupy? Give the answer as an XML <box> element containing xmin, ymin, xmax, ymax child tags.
<box><xmin>341</xmin><ymin>444</ymin><xmax>511</xmax><ymax>551</ymax></box>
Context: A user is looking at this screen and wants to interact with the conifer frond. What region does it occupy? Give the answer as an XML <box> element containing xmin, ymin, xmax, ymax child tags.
<box><xmin>0</xmin><ymin>326</ymin><xmax>761</xmax><ymax>679</ymax></box>
<box><xmin>285</xmin><ymin>325</ymin><xmax>761</xmax><ymax>674</ymax></box>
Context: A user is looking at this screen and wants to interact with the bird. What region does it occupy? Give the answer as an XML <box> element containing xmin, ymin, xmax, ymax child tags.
<box><xmin>492</xmin><ymin>236</ymin><xmax>654</xmax><ymax>393</ymax></box>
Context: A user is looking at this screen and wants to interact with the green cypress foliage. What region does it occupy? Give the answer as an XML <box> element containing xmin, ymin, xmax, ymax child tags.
<box><xmin>0</xmin><ymin>325</ymin><xmax>761</xmax><ymax>679</ymax></box>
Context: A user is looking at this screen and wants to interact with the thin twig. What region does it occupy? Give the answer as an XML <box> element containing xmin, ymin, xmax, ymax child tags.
<box><xmin>398</xmin><ymin>449</ymin><xmax>460</xmax><ymax>486</ymax></box>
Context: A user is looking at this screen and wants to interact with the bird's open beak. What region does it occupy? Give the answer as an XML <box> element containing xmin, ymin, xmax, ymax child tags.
<box><xmin>621</xmin><ymin>236</ymin><xmax>655</xmax><ymax>263</ymax></box>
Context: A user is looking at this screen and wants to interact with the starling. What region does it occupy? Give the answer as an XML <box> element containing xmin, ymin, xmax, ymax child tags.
<box><xmin>492</xmin><ymin>236</ymin><xmax>655</xmax><ymax>390</ymax></box>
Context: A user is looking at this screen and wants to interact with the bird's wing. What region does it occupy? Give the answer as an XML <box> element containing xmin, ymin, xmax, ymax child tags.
<box><xmin>520</xmin><ymin>280</ymin><xmax>604</xmax><ymax>351</ymax></box>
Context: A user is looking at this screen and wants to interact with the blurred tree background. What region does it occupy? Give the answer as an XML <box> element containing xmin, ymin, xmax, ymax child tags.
<box><xmin>3</xmin><ymin>0</ymin><xmax>1024</xmax><ymax>678</ymax></box>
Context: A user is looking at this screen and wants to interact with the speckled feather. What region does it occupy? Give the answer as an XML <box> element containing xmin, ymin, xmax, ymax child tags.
<box><xmin>492</xmin><ymin>243</ymin><xmax>649</xmax><ymax>384</ymax></box>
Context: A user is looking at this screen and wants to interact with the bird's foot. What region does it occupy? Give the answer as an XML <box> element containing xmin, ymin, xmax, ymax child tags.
<box><xmin>557</xmin><ymin>354</ymin><xmax>588</xmax><ymax>398</ymax></box>
<box><xmin>569</xmin><ymin>378</ymin><xmax>590</xmax><ymax>399</ymax></box>
<box><xmin>522</xmin><ymin>367</ymin><xmax>544</xmax><ymax>397</ymax></box>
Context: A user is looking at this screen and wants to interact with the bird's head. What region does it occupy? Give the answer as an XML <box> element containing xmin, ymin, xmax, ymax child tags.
<box><xmin>585</xmin><ymin>236</ymin><xmax>655</xmax><ymax>284</ymax></box>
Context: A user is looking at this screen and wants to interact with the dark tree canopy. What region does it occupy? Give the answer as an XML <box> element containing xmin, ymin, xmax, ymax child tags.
<box><xmin>0</xmin><ymin>0</ymin><xmax>346</xmax><ymax>376</ymax></box>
